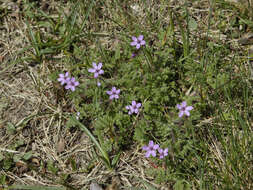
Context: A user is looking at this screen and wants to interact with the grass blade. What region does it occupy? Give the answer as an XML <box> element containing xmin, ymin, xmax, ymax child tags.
<box><xmin>69</xmin><ymin>116</ymin><xmax>111</xmax><ymax>169</ymax></box>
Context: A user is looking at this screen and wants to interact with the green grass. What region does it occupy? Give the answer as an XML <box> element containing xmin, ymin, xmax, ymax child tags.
<box><xmin>0</xmin><ymin>0</ymin><xmax>252</xmax><ymax>189</ymax></box>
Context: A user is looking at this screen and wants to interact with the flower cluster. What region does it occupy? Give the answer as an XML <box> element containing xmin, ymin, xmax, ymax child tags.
<box><xmin>125</xmin><ymin>101</ymin><xmax>142</xmax><ymax>115</ymax></box>
<box><xmin>57</xmin><ymin>35</ymin><xmax>195</xmax><ymax>163</ymax></box>
<box><xmin>86</xmin><ymin>62</ymin><xmax>142</xmax><ymax>113</ymax></box>
<box><xmin>142</xmin><ymin>140</ymin><xmax>168</xmax><ymax>159</ymax></box>
<box><xmin>57</xmin><ymin>72</ymin><xmax>79</xmax><ymax>91</ymax></box>
<box><xmin>87</xmin><ymin>63</ymin><xmax>121</xmax><ymax>101</ymax></box>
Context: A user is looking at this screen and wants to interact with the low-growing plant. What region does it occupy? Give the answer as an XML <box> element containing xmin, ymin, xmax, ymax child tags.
<box><xmin>1</xmin><ymin>0</ymin><xmax>252</xmax><ymax>189</ymax></box>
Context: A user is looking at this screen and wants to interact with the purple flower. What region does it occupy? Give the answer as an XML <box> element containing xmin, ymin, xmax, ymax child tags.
<box><xmin>57</xmin><ymin>72</ymin><xmax>70</xmax><ymax>85</ymax></box>
<box><xmin>130</xmin><ymin>35</ymin><xmax>146</xmax><ymax>49</ymax></box>
<box><xmin>65</xmin><ymin>77</ymin><xmax>79</xmax><ymax>91</ymax></box>
<box><xmin>106</xmin><ymin>87</ymin><xmax>120</xmax><ymax>100</ymax></box>
<box><xmin>176</xmin><ymin>101</ymin><xmax>193</xmax><ymax>117</ymax></box>
<box><xmin>88</xmin><ymin>62</ymin><xmax>104</xmax><ymax>78</ymax></box>
<box><xmin>125</xmin><ymin>101</ymin><xmax>141</xmax><ymax>115</ymax></box>
<box><xmin>158</xmin><ymin>148</ymin><xmax>168</xmax><ymax>159</ymax></box>
<box><xmin>142</xmin><ymin>140</ymin><xmax>159</xmax><ymax>158</ymax></box>
<box><xmin>97</xmin><ymin>81</ymin><xmax>101</xmax><ymax>87</ymax></box>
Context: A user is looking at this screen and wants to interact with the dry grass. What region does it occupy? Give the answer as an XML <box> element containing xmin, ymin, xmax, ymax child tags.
<box><xmin>0</xmin><ymin>0</ymin><xmax>252</xmax><ymax>189</ymax></box>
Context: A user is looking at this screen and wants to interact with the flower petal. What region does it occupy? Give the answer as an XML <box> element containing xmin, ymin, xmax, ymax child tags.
<box><xmin>179</xmin><ymin>111</ymin><xmax>184</xmax><ymax>118</ymax></box>
<box><xmin>138</xmin><ymin>35</ymin><xmax>144</xmax><ymax>41</ymax></box>
<box><xmin>88</xmin><ymin>68</ymin><xmax>95</xmax><ymax>73</ymax></box>
<box><xmin>153</xmin><ymin>144</ymin><xmax>159</xmax><ymax>149</ymax></box>
<box><xmin>186</xmin><ymin>106</ymin><xmax>193</xmax><ymax>111</ymax></box>
<box><xmin>97</xmin><ymin>63</ymin><xmax>102</xmax><ymax>69</ymax></box>
<box><xmin>109</xmin><ymin>95</ymin><xmax>114</xmax><ymax>100</ymax></box>
<box><xmin>70</xmin><ymin>86</ymin><xmax>75</xmax><ymax>91</ymax></box>
<box><xmin>151</xmin><ymin>150</ymin><xmax>156</xmax><ymax>157</ymax></box>
<box><xmin>131</xmin><ymin>41</ymin><xmax>137</xmax><ymax>46</ymax></box>
<box><xmin>94</xmin><ymin>73</ymin><xmax>99</xmax><ymax>78</ymax></box>
<box><xmin>145</xmin><ymin>151</ymin><xmax>151</xmax><ymax>158</ymax></box>
<box><xmin>181</xmin><ymin>101</ymin><xmax>187</xmax><ymax>107</ymax></box>
<box><xmin>74</xmin><ymin>81</ymin><xmax>79</xmax><ymax>86</ymax></box>
<box><xmin>185</xmin><ymin>111</ymin><xmax>190</xmax><ymax>116</ymax></box>
<box><xmin>132</xmin><ymin>36</ymin><xmax>137</xmax><ymax>41</ymax></box>
<box><xmin>92</xmin><ymin>62</ymin><xmax>97</xmax><ymax>68</ymax></box>
<box><xmin>142</xmin><ymin>145</ymin><xmax>148</xmax><ymax>151</ymax></box>
<box><xmin>140</xmin><ymin>40</ymin><xmax>146</xmax><ymax>45</ymax></box>
<box><xmin>148</xmin><ymin>140</ymin><xmax>154</xmax><ymax>147</ymax></box>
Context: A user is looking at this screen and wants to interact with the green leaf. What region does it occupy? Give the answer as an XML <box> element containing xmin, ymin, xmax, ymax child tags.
<box><xmin>188</xmin><ymin>17</ymin><xmax>198</xmax><ymax>31</ymax></box>
<box><xmin>47</xmin><ymin>161</ymin><xmax>58</xmax><ymax>175</ymax></box>
<box><xmin>115</xmin><ymin>47</ymin><xmax>121</xmax><ymax>60</ymax></box>
<box><xmin>40</xmin><ymin>48</ymin><xmax>56</xmax><ymax>54</ymax></box>
<box><xmin>174</xmin><ymin>180</ymin><xmax>184</xmax><ymax>190</ymax></box>
<box><xmin>3</xmin><ymin>157</ymin><xmax>13</xmax><ymax>170</ymax></box>
<box><xmin>99</xmin><ymin>155</ymin><xmax>111</xmax><ymax>170</ymax></box>
<box><xmin>37</xmin><ymin>21</ymin><xmax>54</xmax><ymax>29</ymax></box>
<box><xmin>13</xmin><ymin>154</ymin><xmax>22</xmax><ymax>162</ymax></box>
<box><xmin>111</xmin><ymin>151</ymin><xmax>121</xmax><ymax>168</ymax></box>
<box><xmin>6</xmin><ymin>122</ymin><xmax>16</xmax><ymax>135</ymax></box>
<box><xmin>23</xmin><ymin>151</ymin><xmax>33</xmax><ymax>160</ymax></box>
<box><xmin>0</xmin><ymin>174</ymin><xmax>6</xmax><ymax>185</ymax></box>
<box><xmin>14</xmin><ymin>139</ymin><xmax>25</xmax><ymax>149</ymax></box>
<box><xmin>70</xmin><ymin>157</ymin><xmax>77</xmax><ymax>171</ymax></box>
<box><xmin>26</xmin><ymin>20</ymin><xmax>41</xmax><ymax>58</ymax></box>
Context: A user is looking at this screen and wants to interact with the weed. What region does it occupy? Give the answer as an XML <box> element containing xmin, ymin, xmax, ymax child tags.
<box><xmin>0</xmin><ymin>0</ymin><xmax>252</xmax><ymax>189</ymax></box>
